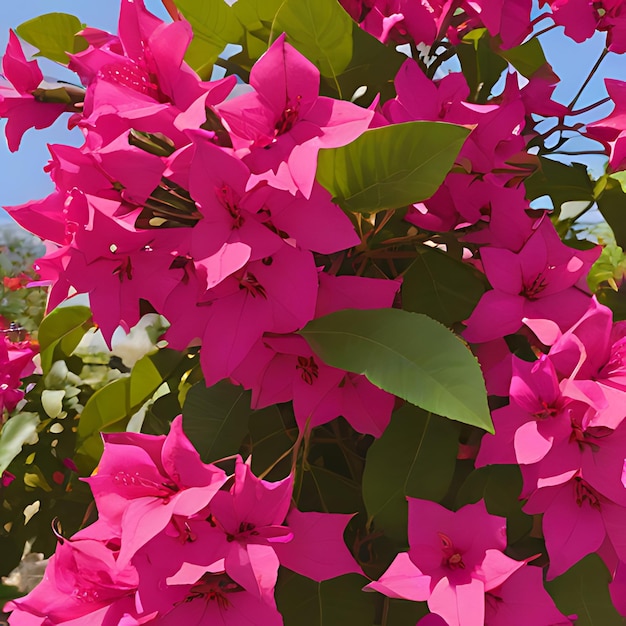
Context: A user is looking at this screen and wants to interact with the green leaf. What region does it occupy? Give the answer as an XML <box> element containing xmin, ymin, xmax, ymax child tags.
<box><xmin>78</xmin><ymin>351</ymin><xmax>182</xmax><ymax>462</ymax></box>
<box><xmin>456</xmin><ymin>465</ymin><xmax>532</xmax><ymax>543</ymax></box>
<box><xmin>37</xmin><ymin>306</ymin><xmax>93</xmax><ymax>374</ymax></box>
<box><xmin>524</xmin><ymin>157</ymin><xmax>594</xmax><ymax>217</ymax></box>
<box><xmin>499</xmin><ymin>37</ymin><xmax>549</xmax><ymax>78</ymax></box>
<box><xmin>274</xmin><ymin>0</ymin><xmax>353</xmax><ymax>79</ymax></box>
<box><xmin>182</xmin><ymin>381</ymin><xmax>252</xmax><ymax>462</ymax></box>
<box><xmin>0</xmin><ymin>412</ymin><xmax>40</xmax><ymax>475</ymax></box>
<box><xmin>386</xmin><ymin>599</ymin><xmax>429</xmax><ymax>626</ymax></box>
<box><xmin>129</xmin><ymin>349</ymin><xmax>184</xmax><ymax>408</ymax></box>
<box><xmin>402</xmin><ymin>246</ymin><xmax>487</xmax><ymax>327</ymax></box>
<box><xmin>174</xmin><ymin>0</ymin><xmax>243</xmax><ymax>78</ymax></box>
<box><xmin>457</xmin><ymin>29</ymin><xmax>507</xmax><ymax>103</ymax></box>
<box><xmin>232</xmin><ymin>0</ymin><xmax>352</xmax><ymax>79</ymax></box>
<box><xmin>316</xmin><ymin>122</ymin><xmax>470</xmax><ymax>214</ymax></box>
<box><xmin>77</xmin><ymin>378</ymin><xmax>131</xmax><ymax>461</ymax></box>
<box><xmin>597</xmin><ymin>176</ymin><xmax>626</xmax><ymax>249</ymax></box>
<box><xmin>300</xmin><ymin>464</ymin><xmax>364</xmax><ymax>515</ymax></box>
<box><xmin>249</xmin><ymin>406</ymin><xmax>295</xmax><ymax>479</ymax></box>
<box><xmin>299</xmin><ymin>309</ymin><xmax>493</xmax><ymax>432</ymax></box>
<box><xmin>321</xmin><ymin>24</ymin><xmax>403</xmax><ymax>105</ymax></box>
<box><xmin>276</xmin><ymin>572</ymin><xmax>375</xmax><ymax>626</ymax></box>
<box><xmin>16</xmin><ymin>13</ymin><xmax>87</xmax><ymax>64</ymax></box>
<box><xmin>588</xmin><ymin>244</ymin><xmax>626</xmax><ymax>292</ymax></box>
<box><xmin>546</xmin><ymin>554</ymin><xmax>626</xmax><ymax>626</ymax></box>
<box><xmin>362</xmin><ymin>405</ymin><xmax>459</xmax><ymax>541</ymax></box>
<box><xmin>231</xmin><ymin>0</ymin><xmax>284</xmax><ymax>60</ymax></box>
<box><xmin>610</xmin><ymin>171</ymin><xmax>626</xmax><ymax>194</ymax></box>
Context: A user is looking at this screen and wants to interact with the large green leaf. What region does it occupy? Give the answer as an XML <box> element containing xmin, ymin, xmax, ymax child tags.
<box><xmin>596</xmin><ymin>176</ymin><xmax>626</xmax><ymax>249</ymax></box>
<box><xmin>274</xmin><ymin>0</ymin><xmax>353</xmax><ymax>79</ymax></box>
<box><xmin>0</xmin><ymin>412</ymin><xmax>40</xmax><ymax>475</ymax></box>
<box><xmin>299</xmin><ymin>309</ymin><xmax>493</xmax><ymax>432</ymax></box>
<box><xmin>276</xmin><ymin>572</ymin><xmax>375</xmax><ymax>626</ymax></box>
<box><xmin>457</xmin><ymin>29</ymin><xmax>507</xmax><ymax>103</ymax></box>
<box><xmin>231</xmin><ymin>0</ymin><xmax>352</xmax><ymax>79</ymax></box>
<box><xmin>182</xmin><ymin>380</ymin><xmax>252</xmax><ymax>462</ymax></box>
<box><xmin>321</xmin><ymin>24</ymin><xmax>403</xmax><ymax>105</ymax></box>
<box><xmin>38</xmin><ymin>306</ymin><xmax>93</xmax><ymax>374</ymax></box>
<box><xmin>316</xmin><ymin>122</ymin><xmax>470</xmax><ymax>214</ymax></box>
<box><xmin>77</xmin><ymin>351</ymin><xmax>181</xmax><ymax>462</ymax></box>
<box><xmin>174</xmin><ymin>0</ymin><xmax>243</xmax><ymax>78</ymax></box>
<box><xmin>231</xmin><ymin>0</ymin><xmax>284</xmax><ymax>60</ymax></box>
<box><xmin>524</xmin><ymin>157</ymin><xmax>594</xmax><ymax>217</ymax></box>
<box><xmin>499</xmin><ymin>37</ymin><xmax>550</xmax><ymax>79</ymax></box>
<box><xmin>403</xmin><ymin>246</ymin><xmax>487</xmax><ymax>327</ymax></box>
<box><xmin>16</xmin><ymin>13</ymin><xmax>87</xmax><ymax>64</ymax></box>
<box><xmin>77</xmin><ymin>377</ymin><xmax>131</xmax><ymax>461</ymax></box>
<box><xmin>362</xmin><ymin>405</ymin><xmax>459</xmax><ymax>541</ymax></box>
<box><xmin>546</xmin><ymin>554</ymin><xmax>626</xmax><ymax>626</ymax></box>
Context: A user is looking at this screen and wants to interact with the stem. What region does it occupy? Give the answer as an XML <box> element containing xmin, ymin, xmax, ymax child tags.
<box><xmin>569</xmin><ymin>96</ymin><xmax>612</xmax><ymax>116</ymax></box>
<box><xmin>161</xmin><ymin>0</ymin><xmax>181</xmax><ymax>21</ymax></box>
<box><xmin>530</xmin><ymin>12</ymin><xmax>552</xmax><ymax>29</ymax></box>
<box><xmin>257</xmin><ymin>444</ymin><xmax>297</xmax><ymax>480</ymax></box>
<box><xmin>568</xmin><ymin>48</ymin><xmax>609</xmax><ymax>111</ymax></box>
<box><xmin>381</xmin><ymin>597</ymin><xmax>390</xmax><ymax>626</ymax></box>
<box><xmin>530</xmin><ymin>23</ymin><xmax>558</xmax><ymax>40</ymax></box>
<box><xmin>427</xmin><ymin>46</ymin><xmax>457</xmax><ymax>79</ymax></box>
<box><xmin>552</xmin><ymin>149</ymin><xmax>608</xmax><ymax>156</ymax></box>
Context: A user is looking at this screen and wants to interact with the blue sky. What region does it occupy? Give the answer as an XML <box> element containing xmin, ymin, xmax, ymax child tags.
<box><xmin>0</xmin><ymin>3</ymin><xmax>625</xmax><ymax>220</ymax></box>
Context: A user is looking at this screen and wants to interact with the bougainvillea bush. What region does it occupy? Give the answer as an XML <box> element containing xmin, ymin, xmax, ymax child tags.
<box><xmin>4</xmin><ymin>0</ymin><xmax>626</xmax><ymax>623</ymax></box>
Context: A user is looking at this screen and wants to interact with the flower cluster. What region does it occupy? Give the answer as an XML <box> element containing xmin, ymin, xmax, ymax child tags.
<box><xmin>6</xmin><ymin>0</ymin><xmax>626</xmax><ymax>622</ymax></box>
<box><xmin>4</xmin><ymin>416</ymin><xmax>361</xmax><ymax>625</ymax></box>
<box><xmin>338</xmin><ymin>0</ymin><xmax>533</xmax><ymax>49</ymax></box>
<box><xmin>2</xmin><ymin>0</ymin><xmax>398</xmax><ymax>437</ymax></box>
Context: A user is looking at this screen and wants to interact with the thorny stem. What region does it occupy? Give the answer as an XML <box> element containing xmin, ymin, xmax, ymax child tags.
<box><xmin>568</xmin><ymin>48</ymin><xmax>609</xmax><ymax>111</ymax></box>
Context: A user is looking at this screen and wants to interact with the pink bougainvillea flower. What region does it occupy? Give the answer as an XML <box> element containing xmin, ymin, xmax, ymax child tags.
<box><xmin>587</xmin><ymin>79</ymin><xmax>626</xmax><ymax>170</ymax></box>
<box><xmin>0</xmin><ymin>31</ymin><xmax>68</xmax><ymax>151</ymax></box>
<box><xmin>366</xmin><ymin>499</ymin><xmax>526</xmax><ymax>626</ymax></box>
<box><xmin>484</xmin><ymin>565</ymin><xmax>573</xmax><ymax>625</ymax></box>
<box><xmin>150</xmin><ymin>572</ymin><xmax>284</xmax><ymax>626</ymax></box>
<box><xmin>0</xmin><ymin>335</ymin><xmax>37</xmax><ymax>415</ymax></box>
<box><xmin>462</xmin><ymin>0</ymin><xmax>532</xmax><ymax>49</ymax></box>
<box><xmin>4</xmin><ymin>534</ymin><xmax>139</xmax><ymax>624</ymax></box>
<box><xmin>217</xmin><ymin>33</ymin><xmax>373</xmax><ymax>198</ymax></box>
<box><xmin>545</xmin><ymin>0</ymin><xmax>626</xmax><ymax>53</ymax></box>
<box><xmin>519</xmin><ymin>404</ymin><xmax>626</xmax><ymax>507</ymax></box>
<box><xmin>525</xmin><ymin>472</ymin><xmax>626</xmax><ymax>579</ymax></box>
<box><xmin>85</xmin><ymin>415</ymin><xmax>227</xmax><ymax>568</ymax></box>
<box><xmin>476</xmin><ymin>354</ymin><xmax>574</xmax><ymax>468</ymax></box>
<box><xmin>190</xmin><ymin>456</ymin><xmax>294</xmax><ymax>604</ymax></box>
<box><xmin>525</xmin><ymin>298</ymin><xmax>626</xmax><ymax>429</ymax></box>
<box><xmin>464</xmin><ymin>219</ymin><xmax>599</xmax><ymax>343</ymax></box>
<box><xmin>357</xmin><ymin>0</ymin><xmax>442</xmax><ymax>46</ymax></box>
<box><xmin>233</xmin><ymin>333</ymin><xmax>395</xmax><ymax>436</ymax></box>
<box><xmin>272</xmin><ymin>508</ymin><xmax>362</xmax><ymax>581</ymax></box>
<box><xmin>232</xmin><ymin>273</ymin><xmax>399</xmax><ymax>435</ymax></box>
